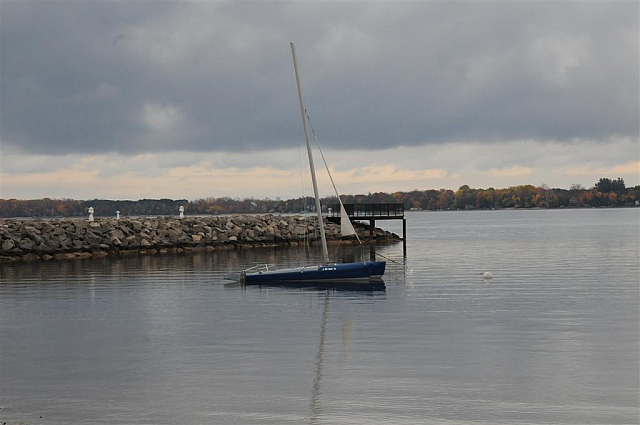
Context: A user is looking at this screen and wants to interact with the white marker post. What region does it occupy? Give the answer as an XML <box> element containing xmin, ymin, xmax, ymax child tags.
<box><xmin>88</xmin><ymin>207</ymin><xmax>94</xmax><ymax>222</ymax></box>
<box><xmin>116</xmin><ymin>211</ymin><xmax>120</xmax><ymax>220</ymax></box>
<box><xmin>179</xmin><ymin>206</ymin><xmax>184</xmax><ymax>219</ymax></box>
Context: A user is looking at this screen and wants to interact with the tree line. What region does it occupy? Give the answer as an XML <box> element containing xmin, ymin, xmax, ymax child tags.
<box><xmin>1</xmin><ymin>178</ymin><xmax>637</xmax><ymax>218</ymax></box>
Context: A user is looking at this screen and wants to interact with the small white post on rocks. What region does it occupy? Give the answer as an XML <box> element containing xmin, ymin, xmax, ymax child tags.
<box><xmin>179</xmin><ymin>206</ymin><xmax>184</xmax><ymax>219</ymax></box>
<box><xmin>116</xmin><ymin>211</ymin><xmax>120</xmax><ymax>220</ymax></box>
<box><xmin>88</xmin><ymin>207</ymin><xmax>94</xmax><ymax>222</ymax></box>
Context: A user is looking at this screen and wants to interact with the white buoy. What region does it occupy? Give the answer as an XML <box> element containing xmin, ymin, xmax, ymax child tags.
<box><xmin>88</xmin><ymin>207</ymin><xmax>94</xmax><ymax>222</ymax></box>
<box><xmin>179</xmin><ymin>206</ymin><xmax>184</xmax><ymax>219</ymax></box>
<box><xmin>116</xmin><ymin>211</ymin><xmax>120</xmax><ymax>220</ymax></box>
<box><xmin>482</xmin><ymin>271</ymin><xmax>493</xmax><ymax>279</ymax></box>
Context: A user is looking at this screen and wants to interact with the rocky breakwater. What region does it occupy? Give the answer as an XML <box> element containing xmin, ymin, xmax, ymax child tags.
<box><xmin>0</xmin><ymin>215</ymin><xmax>399</xmax><ymax>262</ymax></box>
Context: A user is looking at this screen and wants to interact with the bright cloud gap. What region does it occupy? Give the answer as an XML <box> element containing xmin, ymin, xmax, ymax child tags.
<box><xmin>1</xmin><ymin>139</ymin><xmax>638</xmax><ymax>201</ymax></box>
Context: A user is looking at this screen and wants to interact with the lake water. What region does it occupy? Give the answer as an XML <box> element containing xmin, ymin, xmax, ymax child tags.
<box><xmin>1</xmin><ymin>209</ymin><xmax>638</xmax><ymax>425</ymax></box>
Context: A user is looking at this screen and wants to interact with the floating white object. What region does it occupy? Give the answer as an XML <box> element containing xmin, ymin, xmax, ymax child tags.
<box><xmin>88</xmin><ymin>207</ymin><xmax>94</xmax><ymax>222</ymax></box>
<box><xmin>116</xmin><ymin>211</ymin><xmax>120</xmax><ymax>220</ymax></box>
<box><xmin>482</xmin><ymin>271</ymin><xmax>493</xmax><ymax>279</ymax></box>
<box><xmin>179</xmin><ymin>206</ymin><xmax>184</xmax><ymax>219</ymax></box>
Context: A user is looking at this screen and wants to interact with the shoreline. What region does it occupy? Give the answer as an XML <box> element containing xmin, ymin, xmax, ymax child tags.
<box><xmin>0</xmin><ymin>215</ymin><xmax>399</xmax><ymax>263</ymax></box>
<box><xmin>4</xmin><ymin>203</ymin><xmax>637</xmax><ymax>222</ymax></box>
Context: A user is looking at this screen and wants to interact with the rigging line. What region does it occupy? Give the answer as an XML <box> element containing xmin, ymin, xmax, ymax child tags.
<box><xmin>305</xmin><ymin>111</ymin><xmax>362</xmax><ymax>245</ymax></box>
<box><xmin>306</xmin><ymin>111</ymin><xmax>397</xmax><ymax>266</ymax></box>
<box><xmin>305</xmin><ymin>111</ymin><xmax>337</xmax><ymax>200</ymax></box>
<box><xmin>352</xmin><ymin>244</ymin><xmax>403</xmax><ymax>265</ymax></box>
<box><xmin>374</xmin><ymin>251</ymin><xmax>403</xmax><ymax>265</ymax></box>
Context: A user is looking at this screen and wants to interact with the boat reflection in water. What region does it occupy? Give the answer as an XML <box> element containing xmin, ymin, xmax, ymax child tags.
<box><xmin>241</xmin><ymin>277</ymin><xmax>385</xmax><ymax>292</ymax></box>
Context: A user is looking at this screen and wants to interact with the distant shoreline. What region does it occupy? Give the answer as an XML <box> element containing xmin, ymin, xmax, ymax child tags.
<box><xmin>2</xmin><ymin>179</ymin><xmax>637</xmax><ymax>218</ymax></box>
<box><xmin>0</xmin><ymin>215</ymin><xmax>399</xmax><ymax>263</ymax></box>
<box><xmin>3</xmin><ymin>204</ymin><xmax>639</xmax><ymax>221</ymax></box>
<box><xmin>406</xmin><ymin>205</ymin><xmax>640</xmax><ymax>212</ymax></box>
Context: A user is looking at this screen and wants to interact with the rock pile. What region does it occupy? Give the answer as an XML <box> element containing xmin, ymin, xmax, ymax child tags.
<box><xmin>0</xmin><ymin>215</ymin><xmax>399</xmax><ymax>262</ymax></box>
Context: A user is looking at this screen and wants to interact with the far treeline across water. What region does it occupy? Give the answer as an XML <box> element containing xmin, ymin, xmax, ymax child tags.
<box><xmin>1</xmin><ymin>178</ymin><xmax>638</xmax><ymax>218</ymax></box>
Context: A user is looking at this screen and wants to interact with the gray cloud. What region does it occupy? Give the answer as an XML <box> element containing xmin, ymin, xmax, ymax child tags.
<box><xmin>2</xmin><ymin>2</ymin><xmax>638</xmax><ymax>156</ymax></box>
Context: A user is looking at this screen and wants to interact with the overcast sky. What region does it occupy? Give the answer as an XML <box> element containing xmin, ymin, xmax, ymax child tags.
<box><xmin>1</xmin><ymin>1</ymin><xmax>638</xmax><ymax>200</ymax></box>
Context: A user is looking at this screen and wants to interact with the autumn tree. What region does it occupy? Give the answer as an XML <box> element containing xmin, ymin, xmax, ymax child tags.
<box><xmin>595</xmin><ymin>177</ymin><xmax>626</xmax><ymax>194</ymax></box>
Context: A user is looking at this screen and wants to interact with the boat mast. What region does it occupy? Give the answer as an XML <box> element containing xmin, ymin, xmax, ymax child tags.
<box><xmin>290</xmin><ymin>42</ymin><xmax>329</xmax><ymax>263</ymax></box>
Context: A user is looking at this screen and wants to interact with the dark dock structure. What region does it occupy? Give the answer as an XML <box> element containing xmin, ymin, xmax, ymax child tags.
<box><xmin>327</xmin><ymin>203</ymin><xmax>406</xmax><ymax>255</ymax></box>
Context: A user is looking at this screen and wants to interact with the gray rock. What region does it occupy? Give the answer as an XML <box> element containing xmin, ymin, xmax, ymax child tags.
<box><xmin>85</xmin><ymin>231</ymin><xmax>102</xmax><ymax>245</ymax></box>
<box><xmin>0</xmin><ymin>216</ymin><xmax>397</xmax><ymax>263</ymax></box>
<box><xmin>26</xmin><ymin>232</ymin><xmax>44</xmax><ymax>245</ymax></box>
<box><xmin>7</xmin><ymin>233</ymin><xmax>21</xmax><ymax>243</ymax></box>
<box><xmin>110</xmin><ymin>229</ymin><xmax>125</xmax><ymax>240</ymax></box>
<box><xmin>125</xmin><ymin>235</ymin><xmax>139</xmax><ymax>248</ymax></box>
<box><xmin>18</xmin><ymin>238</ymin><xmax>35</xmax><ymax>251</ymax></box>
<box><xmin>36</xmin><ymin>243</ymin><xmax>52</xmax><ymax>252</ymax></box>
<box><xmin>23</xmin><ymin>225</ymin><xmax>40</xmax><ymax>235</ymax></box>
<box><xmin>1</xmin><ymin>239</ymin><xmax>15</xmax><ymax>251</ymax></box>
<box><xmin>21</xmin><ymin>253</ymin><xmax>40</xmax><ymax>261</ymax></box>
<box><xmin>89</xmin><ymin>222</ymin><xmax>102</xmax><ymax>231</ymax></box>
<box><xmin>54</xmin><ymin>253</ymin><xmax>79</xmax><ymax>260</ymax></box>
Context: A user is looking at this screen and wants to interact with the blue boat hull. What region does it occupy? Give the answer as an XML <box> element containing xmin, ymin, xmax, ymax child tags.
<box><xmin>242</xmin><ymin>261</ymin><xmax>386</xmax><ymax>285</ymax></box>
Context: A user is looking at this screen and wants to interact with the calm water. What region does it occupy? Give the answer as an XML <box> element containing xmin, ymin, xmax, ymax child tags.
<box><xmin>1</xmin><ymin>209</ymin><xmax>638</xmax><ymax>425</ymax></box>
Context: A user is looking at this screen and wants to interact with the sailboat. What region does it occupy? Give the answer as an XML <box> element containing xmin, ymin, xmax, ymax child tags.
<box><xmin>240</xmin><ymin>43</ymin><xmax>386</xmax><ymax>285</ymax></box>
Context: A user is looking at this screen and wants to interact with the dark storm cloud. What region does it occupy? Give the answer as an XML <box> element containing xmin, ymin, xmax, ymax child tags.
<box><xmin>2</xmin><ymin>2</ymin><xmax>638</xmax><ymax>156</ymax></box>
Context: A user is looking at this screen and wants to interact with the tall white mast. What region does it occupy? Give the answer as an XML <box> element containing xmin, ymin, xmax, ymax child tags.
<box><xmin>291</xmin><ymin>42</ymin><xmax>329</xmax><ymax>263</ymax></box>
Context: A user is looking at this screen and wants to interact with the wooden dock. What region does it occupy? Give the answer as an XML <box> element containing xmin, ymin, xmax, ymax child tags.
<box><xmin>326</xmin><ymin>203</ymin><xmax>406</xmax><ymax>255</ymax></box>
